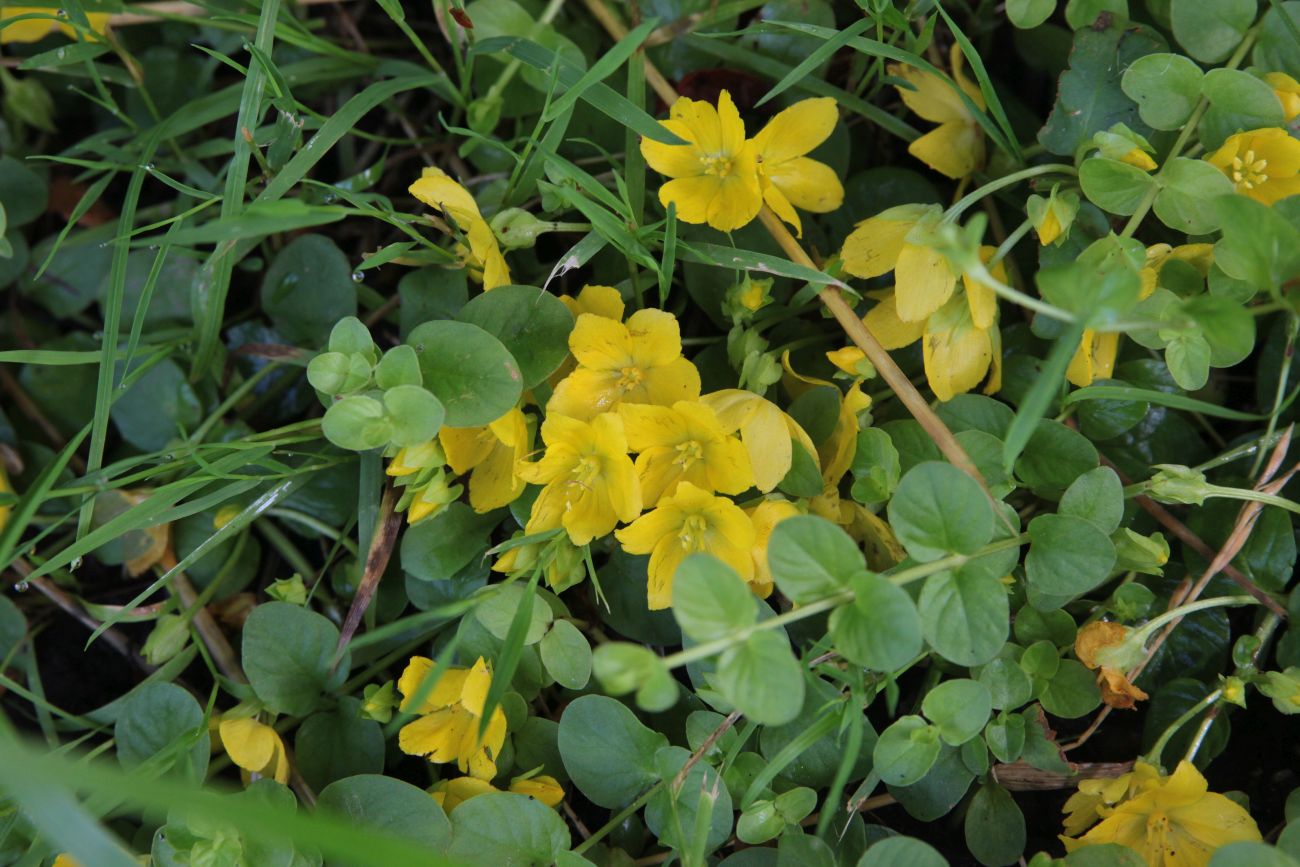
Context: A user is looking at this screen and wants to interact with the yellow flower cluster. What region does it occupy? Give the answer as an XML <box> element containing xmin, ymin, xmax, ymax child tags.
<box><xmin>837</xmin><ymin>205</ymin><xmax>1002</xmax><ymax>402</ymax></box>
<box><xmin>396</xmin><ymin>655</ymin><xmax>507</xmax><ymax>780</ymax></box>
<box><xmin>1062</xmin><ymin>760</ymin><xmax>1260</xmax><ymax>865</ymax></box>
<box><xmin>641</xmin><ymin>92</ymin><xmax>844</xmax><ymax>235</ymax></box>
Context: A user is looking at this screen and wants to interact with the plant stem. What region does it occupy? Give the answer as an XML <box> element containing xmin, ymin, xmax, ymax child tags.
<box><xmin>572</xmin><ymin>782</ymin><xmax>664</xmax><ymax>855</ymax></box>
<box><xmin>1144</xmin><ymin>688</ymin><xmax>1221</xmax><ymax>767</ymax></box>
<box><xmin>660</xmin><ymin>591</ymin><xmax>853</xmax><ymax>670</ymax></box>
<box><xmin>945</xmin><ymin>164</ymin><xmax>1077</xmax><ymax>222</ymax></box>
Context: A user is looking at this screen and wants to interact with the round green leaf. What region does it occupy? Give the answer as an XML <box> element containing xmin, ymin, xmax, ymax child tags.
<box><xmin>887</xmin><ymin>462</ymin><xmax>994</xmax><ymax>562</ymax></box>
<box><xmin>766</xmin><ymin>515</ymin><xmax>862</xmax><ymax>602</ymax></box>
<box><xmin>475</xmin><ymin>582</ymin><xmax>552</xmax><ymax>644</ymax></box>
<box><xmin>447</xmin><ymin>792</ymin><xmax>570</xmax><ymax>865</ymax></box>
<box><xmin>558</xmin><ymin>695</ymin><xmax>668</xmax><ymax>808</ymax></box>
<box><xmin>400</xmin><ymin>502</ymin><xmax>499</xmax><ymax>581</ymax></box>
<box><xmin>539</xmin><ymin>619</ymin><xmax>592</xmax><ymax>690</ymax></box>
<box><xmin>829</xmin><ymin>572</ymin><xmax>923</xmax><ymax>671</ymax></box>
<box><xmin>919</xmin><ymin>569</ymin><xmax>1008</xmax><ymax>666</ymax></box>
<box><xmin>872</xmin><ymin>716</ymin><xmax>942</xmax><ymax>787</ymax></box>
<box><xmin>0</xmin><ymin>155</ymin><xmax>48</xmax><ymax>227</ymax></box>
<box><xmin>458</xmin><ymin>284</ymin><xmax>576</xmax><ymax>389</ymax></box>
<box><xmin>979</xmin><ymin>658</ymin><xmax>1034</xmax><ymax>711</ymax></box>
<box><xmin>1079</xmin><ymin>157</ymin><xmax>1158</xmax><ymax>217</ymax></box>
<box><xmin>1171</xmin><ymin>0</ymin><xmax>1256</xmax><ymax>63</ymax></box>
<box><xmin>857</xmin><ymin>836</ymin><xmax>948</xmax><ymax>867</ymax></box>
<box><xmin>1059</xmin><ymin>466</ymin><xmax>1124</xmax><ymax>534</ymax></box>
<box><xmin>646</xmin><ymin>746</ymin><xmax>734</xmax><ymax>854</ymax></box>
<box><xmin>295</xmin><ymin>697</ymin><xmax>385</xmax><ymax>792</ymax></box>
<box><xmin>115</xmin><ymin>683</ymin><xmax>209</xmax><ymax>781</ymax></box>
<box><xmin>322</xmin><ymin>395</ymin><xmax>390</xmax><ymax>451</ymax></box>
<box><xmin>1025</xmin><ymin>514</ymin><xmax>1117</xmax><ymax>597</ymax></box>
<box><xmin>1039</xmin><ymin>659</ymin><xmax>1102</xmax><ymax>719</ymax></box>
<box><xmin>716</xmin><ymin>631</ymin><xmax>805</xmax><ymax>726</ymax></box>
<box><xmin>672</xmin><ymin>553</ymin><xmax>758</xmax><ymax>642</ymax></box>
<box><xmin>111</xmin><ymin>359</ymin><xmax>203</xmax><ymax>452</ymax></box>
<box><xmin>407</xmin><ymin>319</ymin><xmax>523</xmax><ymax>427</ymax></box>
<box><xmin>964</xmin><ymin>783</ymin><xmax>1026</xmax><ymax>867</ymax></box>
<box><xmin>261</xmin><ymin>234</ymin><xmax>358</xmax><ymax>346</ymax></box>
<box><xmin>317</xmin><ymin>774</ymin><xmax>450</xmax><ymax>855</ymax></box>
<box><xmin>1200</xmin><ymin>68</ymin><xmax>1286</xmax><ymax>150</ymax></box>
<box><xmin>383</xmin><ymin>385</ymin><xmax>445</xmax><ymax>447</ymax></box>
<box><xmin>1121</xmin><ymin>53</ymin><xmax>1204</xmax><ymax>130</ymax></box>
<box><xmin>243</xmin><ymin>602</ymin><xmax>350</xmax><ymax>716</ymax></box>
<box><xmin>1153</xmin><ymin>158</ymin><xmax>1235</xmax><ymax>235</ymax></box>
<box><xmin>1006</xmin><ymin>0</ymin><xmax>1056</xmax><ymax>28</ymax></box>
<box><xmin>1015</xmin><ymin>420</ymin><xmax>1099</xmax><ymax>500</ymax></box>
<box><xmin>922</xmin><ymin>679</ymin><xmax>992</xmax><ymax>746</ymax></box>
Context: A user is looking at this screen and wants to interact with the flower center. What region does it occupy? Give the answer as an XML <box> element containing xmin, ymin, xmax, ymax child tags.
<box><xmin>678</xmin><ymin>514</ymin><xmax>709</xmax><ymax>548</ymax></box>
<box><xmin>572</xmin><ymin>455</ymin><xmax>600</xmax><ymax>485</ymax></box>
<box><xmin>675</xmin><ymin>439</ymin><xmax>705</xmax><ymax>469</ymax></box>
<box><xmin>1230</xmin><ymin>149</ymin><xmax>1269</xmax><ymax>188</ymax></box>
<box><xmin>700</xmin><ymin>153</ymin><xmax>734</xmax><ymax>177</ymax></box>
<box><xmin>617</xmin><ymin>365</ymin><xmax>644</xmax><ymax>390</ymax></box>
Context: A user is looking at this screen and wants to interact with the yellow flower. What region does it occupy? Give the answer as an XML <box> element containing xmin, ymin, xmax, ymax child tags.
<box><xmin>1067</xmin><ymin>244</ymin><xmax>1166</xmax><ymax>388</ymax></box>
<box><xmin>922</xmin><ymin>295</ymin><xmax>999</xmax><ymax>402</ymax></box>
<box><xmin>432</xmin><ymin>774</ymin><xmax>565</xmax><ymax>812</ymax></box>
<box><xmin>1205</xmin><ymin>127</ymin><xmax>1300</xmax><ymax>205</ymax></box>
<box><xmin>616</xmin><ymin>481</ymin><xmax>755</xmax><ymax>609</ymax></box>
<box><xmin>1062</xmin><ymin>761</ymin><xmax>1261</xmax><ymax>864</ymax></box>
<box><xmin>547</xmin><ymin>309</ymin><xmax>701</xmax><ymax>421</ymax></box>
<box><xmin>410</xmin><ymin>167</ymin><xmax>510</xmax><ymax>290</ymax></box>
<box><xmin>386</xmin><ymin>439</ymin><xmax>446</xmax><ymax>478</ymax></box>
<box><xmin>749</xmin><ymin>97</ymin><xmax>845</xmax><ymax>237</ymax></box>
<box><xmin>397</xmin><ymin>656</ymin><xmax>507</xmax><ymax>780</ymax></box>
<box><xmin>1</xmin><ymin>7</ymin><xmax>109</xmax><ymax>43</ymax></box>
<box><xmin>747</xmin><ymin>498</ymin><xmax>800</xmax><ymax>598</ymax></box>
<box><xmin>890</xmin><ymin>45</ymin><xmax>986</xmax><ymax>179</ymax></box>
<box><xmin>0</xmin><ymin>465</ymin><xmax>13</xmax><ymax>533</ymax></box>
<box><xmin>218</xmin><ymin>716</ymin><xmax>290</xmax><ymax>785</ymax></box>
<box><xmin>641</xmin><ymin>90</ymin><xmax>763</xmax><ymax>232</ymax></box>
<box><xmin>439</xmin><ymin>407</ymin><xmax>531</xmax><ymax>513</ymax></box>
<box><xmin>516</xmin><ymin>413</ymin><xmax>641</xmax><ymax>545</ymax></box>
<box><xmin>699</xmin><ymin>389</ymin><xmax>818</xmax><ymax>493</ymax></box>
<box><xmin>559</xmin><ymin>284</ymin><xmax>624</xmax><ymax>322</ymax></box>
<box><xmin>1265</xmin><ymin>72</ymin><xmax>1300</xmax><ymax>122</ymax></box>
<box><xmin>619</xmin><ymin>400</ymin><xmax>752</xmax><ymax>506</ymax></box>
<box><xmin>818</xmin><ymin>383</ymin><xmax>872</xmax><ymax>488</ymax></box>
<box><xmin>825</xmin><ymin>345</ymin><xmax>875</xmax><ymax>379</ymax></box>
<box><xmin>839</xmin><ymin>204</ymin><xmax>957</xmax><ymax>323</ymax></box>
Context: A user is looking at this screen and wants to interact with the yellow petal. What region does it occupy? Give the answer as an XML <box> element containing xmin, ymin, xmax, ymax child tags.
<box><xmin>863</xmin><ymin>291</ymin><xmax>926</xmax><ymax>349</ymax></box>
<box><xmin>962</xmin><ymin>246</ymin><xmax>1004</xmax><ymax>330</ymax></box>
<box><xmin>907</xmin><ymin>121</ymin><xmax>986</xmax><ymax>179</ymax></box>
<box><xmin>922</xmin><ymin>304</ymin><xmax>993</xmax><ymax>401</ymax></box>
<box><xmin>640</xmin><ymin>118</ymin><xmax>704</xmax><ymax>178</ymax></box>
<box><xmin>752</xmin><ymin>97</ymin><xmax>839</xmax><ymax>164</ymax></box>
<box><xmin>741</xmin><ymin>398</ymin><xmax>793</xmax><ymax>492</ymax></box>
<box><xmin>838</xmin><ymin>205</ymin><xmax>932</xmax><ymax>279</ymax></box>
<box><xmin>440</xmin><ymin>425</ymin><xmax>495</xmax><ymax>475</ymax></box>
<box><xmin>890</xmin><ymin>62</ymin><xmax>970</xmax><ymax>124</ymax></box>
<box><xmin>766</xmin><ymin>156</ymin><xmax>844</xmax><ymax>214</ymax></box>
<box><xmin>219</xmin><ymin>718</ymin><xmax>279</xmax><ymax>776</ymax></box>
<box><xmin>895</xmin><ymin>242</ymin><xmax>957</xmax><ymax>322</ymax></box>
<box><xmin>641</xmin><ymin>357</ymin><xmax>703</xmax><ymax>408</ymax></box>
<box><xmin>620</xmin><ymin>402</ymin><xmax>688</xmax><ymax>452</ymax></box>
<box><xmin>509</xmin><ymin>775</ymin><xmax>565</xmax><ymax>807</ymax></box>
<box><xmin>562</xmin><ymin>284</ymin><xmax>625</xmax><ymax>321</ymax></box>
<box><xmin>614</xmin><ymin>500</ymin><xmax>683</xmax><ymax>555</ymax></box>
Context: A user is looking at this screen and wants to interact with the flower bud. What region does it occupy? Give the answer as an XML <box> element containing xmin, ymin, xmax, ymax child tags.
<box><xmin>490</xmin><ymin>208</ymin><xmax>550</xmax><ymax>249</ymax></box>
<box><xmin>1093</xmin><ymin>123</ymin><xmax>1158</xmax><ymax>171</ymax></box>
<box><xmin>1147</xmin><ymin>464</ymin><xmax>1210</xmax><ymax>506</ymax></box>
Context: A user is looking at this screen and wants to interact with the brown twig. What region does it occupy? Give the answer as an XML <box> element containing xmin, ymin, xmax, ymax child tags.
<box><xmin>335</xmin><ymin>486</ymin><xmax>402</xmax><ymax>659</ymax></box>
<box><xmin>163</xmin><ymin>553</ymin><xmax>247</xmax><ymax>683</ymax></box>
<box><xmin>577</xmin><ymin>0</ymin><xmax>682</xmax><ymax>106</ymax></box>
<box><xmin>671</xmin><ymin>709</ymin><xmax>740</xmax><ymax>793</ymax></box>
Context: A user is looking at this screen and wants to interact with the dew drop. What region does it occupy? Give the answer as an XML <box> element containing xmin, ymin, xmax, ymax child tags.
<box><xmin>13</xmin><ymin>581</ymin><xmax>29</xmax><ymax>593</ymax></box>
<box><xmin>351</xmin><ymin>271</ymin><xmax>365</xmax><ymax>282</ymax></box>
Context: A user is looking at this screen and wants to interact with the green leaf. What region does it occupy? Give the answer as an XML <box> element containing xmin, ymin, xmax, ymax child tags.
<box><xmin>646</xmin><ymin>746</ymin><xmax>734</xmax><ymax>854</ymax></box>
<box><xmin>1038</xmin><ymin>23</ymin><xmax>1162</xmax><ymax>156</ymax></box>
<box><xmin>115</xmin><ymin>683</ymin><xmax>209</xmax><ymax>782</ymax></box>
<box><xmin>1121</xmin><ymin>52</ymin><xmax>1204</xmax><ymax>130</ymax></box>
<box><xmin>919</xmin><ymin>569</ymin><xmax>1009</xmax><ymax>666</ymax></box>
<box><xmin>295</xmin><ymin>698</ymin><xmax>385</xmax><ymax>792</ymax></box>
<box><xmin>407</xmin><ymin>320</ymin><xmax>523</xmax><ymax>427</ymax></box>
<box><xmin>1079</xmin><ymin>157</ymin><xmax>1158</xmax><ymax>216</ymax></box>
<box><xmin>475</xmin><ymin>583</ymin><xmax>553</xmax><ymax>644</ymax></box>
<box><xmin>558</xmin><ymin>695</ymin><xmax>668</xmax><ymax>808</ymax></box>
<box><xmin>374</xmin><ymin>345</ymin><xmax>422</xmax><ymax>389</ymax></box>
<box><xmin>1038</xmin><ymin>659</ymin><xmax>1102</xmax><ymax>718</ymax></box>
<box><xmin>1007</xmin><ymin>0</ymin><xmax>1057</xmax><ymax>28</ymax></box>
<box><xmin>382</xmin><ymin>385</ymin><xmax>445</xmax><ymax>447</ymax></box>
<box><xmin>963</xmin><ymin>783</ymin><xmax>1026</xmax><ymax>867</ymax></box>
<box><xmin>1015</xmin><ymin>419</ymin><xmax>1099</xmax><ymax>500</ymax></box>
<box><xmin>851</xmin><ymin>428</ymin><xmax>902</xmax><ymax>505</ymax></box>
<box><xmin>829</xmin><ymin>572</ymin><xmax>923</xmax><ymax>671</ymax></box>
<box><xmin>110</xmin><ymin>358</ymin><xmax>203</xmax><ymax>452</ymax></box>
<box><xmin>984</xmin><ymin>713</ymin><xmax>1027</xmax><ymax>764</ymax></box>
<box><xmin>447</xmin><ymin>792</ymin><xmax>569</xmax><ymax>865</ymax></box>
<box><xmin>0</xmin><ymin>156</ymin><xmax>48</xmax><ymax>227</ymax></box>
<box><xmin>1200</xmin><ymin>68</ymin><xmax>1286</xmax><ymax>149</ymax></box>
<box><xmin>1253</xmin><ymin>1</ymin><xmax>1300</xmax><ymax>74</ymax></box>
<box><xmin>322</xmin><ymin>395</ymin><xmax>390</xmax><ymax>451</ymax></box>
<box><xmin>1209</xmin><ymin>843</ymin><xmax>1300</xmax><ymax>867</ymax></box>
<box><xmin>1171</xmin><ymin>0</ymin><xmax>1256</xmax><ymax>63</ymax></box>
<box><xmin>1025</xmin><ymin>514</ymin><xmax>1117</xmax><ymax>597</ymax></box>
<box><xmin>887</xmin><ymin>462</ymin><xmax>994</xmax><ymax>562</ymax></box>
<box><xmin>766</xmin><ymin>515</ymin><xmax>862</xmax><ymax>603</ymax></box>
<box><xmin>1214</xmin><ymin>195</ymin><xmax>1300</xmax><ymax>293</ymax></box>
<box><xmin>1164</xmin><ymin>330</ymin><xmax>1212</xmax><ymax>391</ymax></box>
<box><xmin>543</xmin><ymin>16</ymin><xmax>658</xmax><ymax>120</ymax></box>
<box><xmin>316</xmin><ymin>774</ymin><xmax>450</xmax><ymax>856</ymax></box>
<box><xmin>715</xmin><ymin>631</ymin><xmax>805</xmax><ymax>726</ymax></box>
<box><xmin>1152</xmin><ymin>158</ymin><xmax>1235</xmax><ymax>234</ymax></box>
<box><xmin>539</xmin><ymin>619</ymin><xmax>592</xmax><ymax>690</ymax></box>
<box><xmin>872</xmin><ymin>716</ymin><xmax>942</xmax><ymax>787</ymax></box>
<box><xmin>1059</xmin><ymin>466</ymin><xmax>1124</xmax><ymax>534</ymax></box>
<box><xmin>261</xmin><ymin>234</ymin><xmax>358</xmax><ymax>346</ymax></box>
<box><xmin>457</xmin><ymin>285</ymin><xmax>575</xmax><ymax>389</ymax></box>
<box><xmin>243</xmin><ymin>602</ymin><xmax>350</xmax><ymax>716</ymax></box>
<box><xmin>922</xmin><ymin>680</ymin><xmax>992</xmax><ymax>746</ymax></box>
<box><xmin>856</xmin><ymin>836</ymin><xmax>948</xmax><ymax>867</ymax></box>
<box><xmin>672</xmin><ymin>553</ymin><xmax>758</xmax><ymax>642</ymax></box>
<box><xmin>979</xmin><ymin>659</ymin><xmax>1034</xmax><ymax>711</ymax></box>
<box><xmin>401</xmin><ymin>502</ymin><xmax>498</xmax><ymax>581</ymax></box>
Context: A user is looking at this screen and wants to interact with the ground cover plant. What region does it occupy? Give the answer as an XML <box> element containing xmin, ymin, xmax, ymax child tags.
<box><xmin>3</xmin><ymin>0</ymin><xmax>1300</xmax><ymax>864</ymax></box>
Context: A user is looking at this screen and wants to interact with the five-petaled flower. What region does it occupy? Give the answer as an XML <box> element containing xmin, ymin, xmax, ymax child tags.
<box><xmin>1205</xmin><ymin>127</ymin><xmax>1300</xmax><ymax>205</ymax></box>
<box><xmin>1061</xmin><ymin>760</ymin><xmax>1261</xmax><ymax>864</ymax></box>
<box><xmin>440</xmin><ymin>407</ymin><xmax>531</xmax><ymax>513</ymax></box>
<box><xmin>619</xmin><ymin>400</ymin><xmax>752</xmax><ymax>506</ymax></box>
<box><xmin>397</xmin><ymin>656</ymin><xmax>507</xmax><ymax>780</ymax></box>
<box><xmin>547</xmin><ymin>308</ymin><xmax>701</xmax><ymax>421</ymax></box>
<box><xmin>616</xmin><ymin>481</ymin><xmax>756</xmax><ymax>610</ymax></box>
<box><xmin>516</xmin><ymin>413</ymin><xmax>642</xmax><ymax>545</ymax></box>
